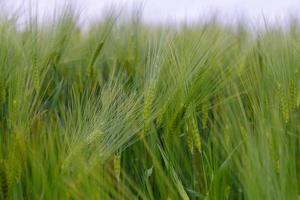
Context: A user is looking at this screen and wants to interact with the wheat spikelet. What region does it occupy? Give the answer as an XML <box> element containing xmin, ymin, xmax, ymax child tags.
<box><xmin>240</xmin><ymin>126</ymin><xmax>247</xmax><ymax>139</ymax></box>
<box><xmin>156</xmin><ymin>111</ymin><xmax>163</xmax><ymax>127</ymax></box>
<box><xmin>289</xmin><ymin>79</ymin><xmax>297</xmax><ymax>111</ymax></box>
<box><xmin>0</xmin><ymin>160</ymin><xmax>8</xmax><ymax>200</ymax></box>
<box><xmin>8</xmin><ymin>100</ymin><xmax>18</xmax><ymax>129</ymax></box>
<box><xmin>113</xmin><ymin>154</ymin><xmax>121</xmax><ymax>181</ymax></box>
<box><xmin>32</xmin><ymin>68</ymin><xmax>40</xmax><ymax>92</ymax></box>
<box><xmin>193</xmin><ymin>131</ymin><xmax>201</xmax><ymax>152</ymax></box>
<box><xmin>46</xmin><ymin>80</ymin><xmax>56</xmax><ymax>96</ymax></box>
<box><xmin>169</xmin><ymin>103</ymin><xmax>185</xmax><ymax>136</ymax></box>
<box><xmin>144</xmin><ymin>82</ymin><xmax>156</xmax><ymax>132</ymax></box>
<box><xmin>201</xmin><ymin>102</ymin><xmax>209</xmax><ymax>129</ymax></box>
<box><xmin>11</xmin><ymin>159</ymin><xmax>21</xmax><ymax>185</ymax></box>
<box><xmin>225</xmin><ymin>186</ymin><xmax>231</xmax><ymax>199</ymax></box>
<box><xmin>278</xmin><ymin>84</ymin><xmax>289</xmax><ymax>123</ymax></box>
<box><xmin>5</xmin><ymin>163</ymin><xmax>13</xmax><ymax>191</ymax></box>
<box><xmin>224</xmin><ymin>124</ymin><xmax>230</xmax><ymax>146</ymax></box>
<box><xmin>32</xmin><ymin>51</ymin><xmax>40</xmax><ymax>92</ymax></box>
<box><xmin>267</xmin><ymin>134</ymin><xmax>279</xmax><ymax>173</ymax></box>
<box><xmin>10</xmin><ymin>134</ymin><xmax>22</xmax><ymax>183</ymax></box>
<box><xmin>87</xmin><ymin>42</ymin><xmax>104</xmax><ymax>77</ymax></box>
<box><xmin>86</xmin><ymin>129</ymin><xmax>103</xmax><ymax>145</ymax></box>
<box><xmin>0</xmin><ymin>79</ymin><xmax>5</xmax><ymax>104</ymax></box>
<box><xmin>156</xmin><ymin>103</ymin><xmax>166</xmax><ymax>127</ymax></box>
<box><xmin>185</xmin><ymin>123</ymin><xmax>194</xmax><ymax>154</ymax></box>
<box><xmin>191</xmin><ymin>118</ymin><xmax>201</xmax><ymax>152</ymax></box>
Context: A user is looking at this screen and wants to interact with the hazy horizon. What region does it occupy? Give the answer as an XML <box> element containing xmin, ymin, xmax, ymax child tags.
<box><xmin>2</xmin><ymin>0</ymin><xmax>300</xmax><ymax>28</ymax></box>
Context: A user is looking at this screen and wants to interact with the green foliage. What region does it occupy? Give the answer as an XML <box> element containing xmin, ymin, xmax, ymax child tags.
<box><xmin>0</xmin><ymin>8</ymin><xmax>299</xmax><ymax>200</ymax></box>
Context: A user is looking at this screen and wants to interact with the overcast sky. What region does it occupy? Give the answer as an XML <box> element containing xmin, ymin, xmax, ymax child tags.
<box><xmin>2</xmin><ymin>0</ymin><xmax>300</xmax><ymax>27</ymax></box>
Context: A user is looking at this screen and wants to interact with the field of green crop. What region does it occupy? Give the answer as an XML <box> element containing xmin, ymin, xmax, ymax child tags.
<box><xmin>0</xmin><ymin>8</ymin><xmax>299</xmax><ymax>200</ymax></box>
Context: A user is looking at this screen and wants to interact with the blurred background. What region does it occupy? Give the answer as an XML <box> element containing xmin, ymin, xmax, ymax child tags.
<box><xmin>1</xmin><ymin>0</ymin><xmax>300</xmax><ymax>28</ymax></box>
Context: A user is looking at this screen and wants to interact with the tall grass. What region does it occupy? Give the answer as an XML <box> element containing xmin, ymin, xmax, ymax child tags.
<box><xmin>0</xmin><ymin>7</ymin><xmax>299</xmax><ymax>200</ymax></box>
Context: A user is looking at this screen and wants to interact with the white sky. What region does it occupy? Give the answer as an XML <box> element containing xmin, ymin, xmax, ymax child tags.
<box><xmin>2</xmin><ymin>0</ymin><xmax>300</xmax><ymax>27</ymax></box>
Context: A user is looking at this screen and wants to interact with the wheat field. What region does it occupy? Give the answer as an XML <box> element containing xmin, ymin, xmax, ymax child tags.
<box><xmin>0</xmin><ymin>8</ymin><xmax>299</xmax><ymax>200</ymax></box>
